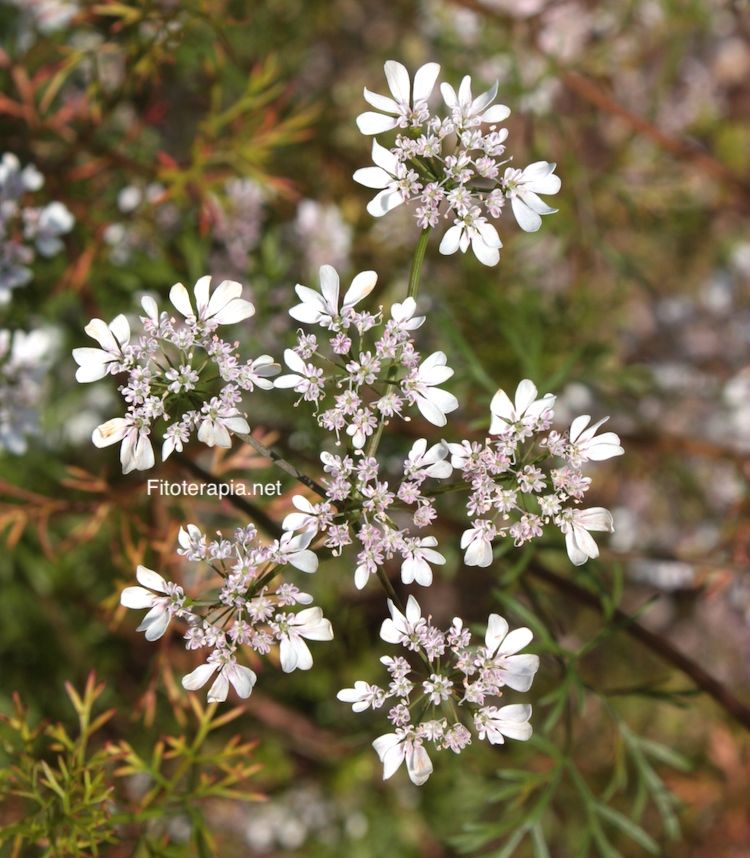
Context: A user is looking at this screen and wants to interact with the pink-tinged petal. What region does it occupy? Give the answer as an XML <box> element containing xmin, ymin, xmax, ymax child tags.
<box><xmin>362</xmin><ymin>87</ymin><xmax>400</xmax><ymax>113</ymax></box>
<box><xmin>439</xmin><ymin>224</ymin><xmax>463</xmax><ymax>255</ymax></box>
<box><xmin>356</xmin><ymin>111</ymin><xmax>399</xmax><ymax>135</ymax></box>
<box><xmin>169</xmin><ymin>282</ymin><xmax>193</xmax><ymax>317</ymax></box>
<box><xmin>136</xmin><ymin>565</ymin><xmax>167</xmax><ymax>592</ymax></box>
<box><xmin>207</xmin><ymin>671</ymin><xmax>230</xmax><ymax>703</ymax></box>
<box><xmin>406</xmin><ymin>743</ymin><xmax>433</xmax><ymax>785</ymax></box>
<box><xmin>84</xmin><ymin>318</ymin><xmax>118</xmax><ymax>352</ymax></box>
<box><xmin>182</xmin><ymin>662</ymin><xmax>217</xmax><ymax>691</ymax></box>
<box><xmin>384</xmin><ymin>60</ymin><xmax>410</xmax><ymax>104</ymax></box>
<box><xmin>371</xmin><ymin>139</ymin><xmax>399</xmax><ymax>174</ymax></box>
<box><xmin>343</xmin><ymin>270</ymin><xmax>377</xmax><ymax>307</ymax></box>
<box><xmin>211</xmin><ymin>298</ymin><xmax>255</xmax><ymax>325</ymax></box>
<box><xmin>511</xmin><ymin>195</ymin><xmax>542</xmax><ymax>232</ymax></box>
<box><xmin>485</xmin><ymin>613</ymin><xmax>509</xmax><ymax>651</ymax></box>
<box><xmin>498</xmin><ymin>626</ymin><xmax>533</xmax><ymax>656</ymax></box>
<box><xmin>413</xmin><ymin>62</ymin><xmax>440</xmax><ymax>103</ymax></box>
<box><xmin>367</xmin><ymin>188</ymin><xmax>403</xmax><ymax>217</ymax></box>
<box><xmin>353</xmin><ymin>166</ymin><xmax>391</xmax><ymax>189</ymax></box>
<box><xmin>225</xmin><ymin>663</ymin><xmax>257</xmax><ymax>698</ymax></box>
<box><xmin>120</xmin><ymin>586</ymin><xmax>156</xmax><ymax>609</ymax></box>
<box><xmin>92</xmin><ymin>418</ymin><xmax>128</xmax><ymax>448</ymax></box>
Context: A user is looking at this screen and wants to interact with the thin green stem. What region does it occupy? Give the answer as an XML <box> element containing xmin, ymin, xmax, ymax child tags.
<box><xmin>407</xmin><ymin>228</ymin><xmax>431</xmax><ymax>301</ymax></box>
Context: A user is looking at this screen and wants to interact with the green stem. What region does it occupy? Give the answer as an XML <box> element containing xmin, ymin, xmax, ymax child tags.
<box><xmin>407</xmin><ymin>228</ymin><xmax>431</xmax><ymax>301</ymax></box>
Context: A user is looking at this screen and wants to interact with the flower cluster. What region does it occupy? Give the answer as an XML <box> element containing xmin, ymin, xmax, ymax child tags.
<box><xmin>120</xmin><ymin>523</ymin><xmax>333</xmax><ymax>703</ymax></box>
<box><xmin>211</xmin><ymin>177</ymin><xmax>266</xmax><ymax>278</ymax></box>
<box><xmin>0</xmin><ymin>327</ymin><xmax>57</xmax><ymax>454</ymax></box>
<box><xmin>276</xmin><ymin>264</ymin><xmax>458</xmax><ymax>441</ymax></box>
<box><xmin>283</xmin><ymin>435</ymin><xmax>451</xmax><ymax>590</ymax></box>
<box><xmin>338</xmin><ymin>596</ymin><xmax>539</xmax><ymax>785</ymax></box>
<box><xmin>450</xmin><ymin>379</ymin><xmax>623</xmax><ymax>567</ymax></box>
<box><xmin>0</xmin><ymin>152</ymin><xmax>74</xmax><ymax>303</ymax></box>
<box><xmin>73</xmin><ymin>275</ymin><xmax>279</xmax><ymax>473</ymax></box>
<box><xmin>354</xmin><ymin>61</ymin><xmax>560</xmax><ymax>266</ymax></box>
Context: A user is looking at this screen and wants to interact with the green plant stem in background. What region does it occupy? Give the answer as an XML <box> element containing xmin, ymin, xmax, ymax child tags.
<box><xmin>407</xmin><ymin>228</ymin><xmax>432</xmax><ymax>301</ymax></box>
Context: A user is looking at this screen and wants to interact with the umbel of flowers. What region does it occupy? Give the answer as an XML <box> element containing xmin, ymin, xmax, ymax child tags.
<box><xmin>354</xmin><ymin>61</ymin><xmax>561</xmax><ymax>266</ymax></box>
<box><xmin>73</xmin><ymin>276</ymin><xmax>279</xmax><ymax>473</ymax></box>
<box><xmin>77</xmin><ymin>60</ymin><xmax>624</xmax><ymax>787</ymax></box>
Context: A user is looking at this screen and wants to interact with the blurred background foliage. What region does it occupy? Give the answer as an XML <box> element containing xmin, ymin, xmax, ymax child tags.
<box><xmin>1</xmin><ymin>0</ymin><xmax>749</xmax><ymax>855</ymax></box>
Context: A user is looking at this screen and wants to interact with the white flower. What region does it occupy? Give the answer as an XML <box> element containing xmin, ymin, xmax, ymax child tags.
<box><xmin>282</xmin><ymin>495</ymin><xmax>323</xmax><ymax>535</ymax></box>
<box><xmin>239</xmin><ymin>355</ymin><xmax>280</xmax><ymax>390</ymax></box>
<box><xmin>439</xmin><ymin>209</ymin><xmax>502</xmax><ymax>266</ymax></box>
<box><xmin>440</xmin><ymin>76</ymin><xmax>511</xmax><ymax>128</ymax></box>
<box><xmin>92</xmin><ymin>416</ymin><xmax>154</xmax><ymax>474</ymax></box>
<box><xmin>277</xmin><ymin>530</ymin><xmax>318</xmax><ymax>573</ymax></box>
<box><xmin>474</xmin><ymin>704</ymin><xmax>533</xmax><ymax>744</ymax></box>
<box><xmin>273</xmin><ymin>349</ymin><xmax>323</xmax><ymax>400</ymax></box>
<box><xmin>197</xmin><ymin>400</ymin><xmax>249</xmax><ymax>447</ymax></box>
<box><xmin>400</xmin><ymin>536</ymin><xmax>445</xmax><ymax>586</ymax></box>
<box><xmin>276</xmin><ymin>607</ymin><xmax>334</xmax><ymax>672</ymax></box>
<box><xmin>169</xmin><ymin>275</ymin><xmax>255</xmax><ymax>326</ymax></box>
<box><xmin>120</xmin><ymin>565</ymin><xmax>185</xmax><ymax>641</ymax></box>
<box><xmin>357</xmin><ymin>60</ymin><xmax>441</xmax><ymax>135</ymax></box>
<box><xmin>404</xmin><ymin>438</ymin><xmax>453</xmax><ymax>479</ymax></box>
<box><xmin>558</xmin><ymin>507</ymin><xmax>614</xmax><ymax>566</ymax></box>
<box><xmin>490</xmin><ymin>379</ymin><xmax>555</xmax><ymax>436</ymax></box>
<box><xmin>372</xmin><ymin>728</ymin><xmax>433</xmax><ymax>785</ymax></box>
<box><xmin>484</xmin><ymin>614</ymin><xmax>539</xmax><ymax>692</ymax></box>
<box><xmin>289</xmin><ymin>265</ymin><xmax>377</xmax><ymax>328</ymax></box>
<box><xmin>337</xmin><ymin>680</ymin><xmax>385</xmax><ymax>712</ymax></box>
<box><xmin>568</xmin><ymin>415</ymin><xmax>624</xmax><ymax>463</ymax></box>
<box><xmin>390</xmin><ymin>296</ymin><xmax>425</xmax><ymax>330</ymax></box>
<box><xmin>182</xmin><ymin>651</ymin><xmax>257</xmax><ymax>702</ymax></box>
<box><xmin>405</xmin><ymin>351</ymin><xmax>458</xmax><ymax>427</ymax></box>
<box><xmin>380</xmin><ymin>595</ymin><xmax>424</xmax><ymax>646</ymax></box>
<box><xmin>503</xmin><ymin>162</ymin><xmax>561</xmax><ymax>232</ymax></box>
<box><xmin>72</xmin><ymin>315</ymin><xmax>130</xmax><ymax>382</ymax></box>
<box><xmin>460</xmin><ymin>520</ymin><xmax>495</xmax><ymax>567</ymax></box>
<box><xmin>353</xmin><ymin>140</ymin><xmax>409</xmax><ymax>217</ymax></box>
